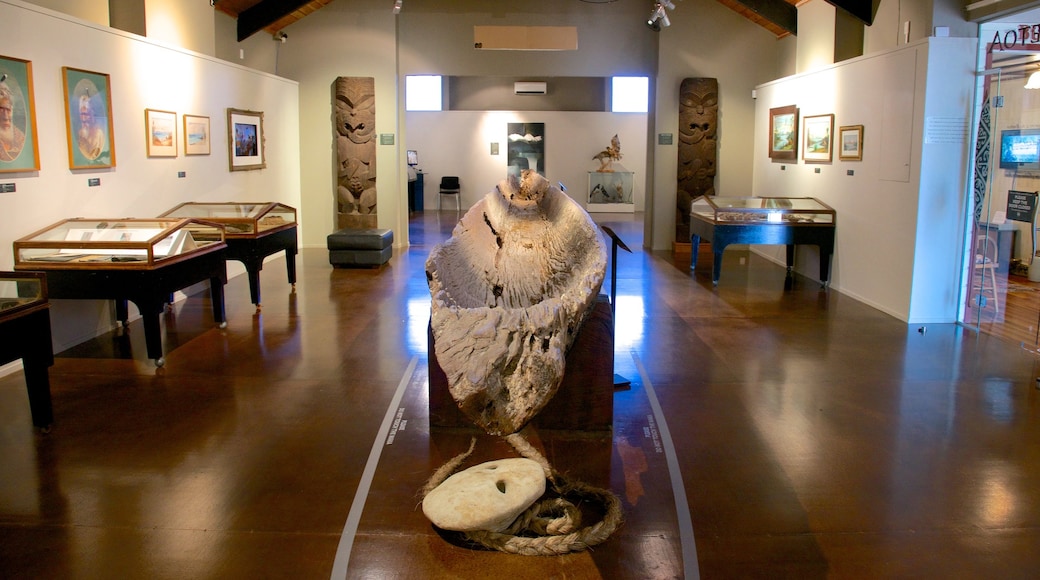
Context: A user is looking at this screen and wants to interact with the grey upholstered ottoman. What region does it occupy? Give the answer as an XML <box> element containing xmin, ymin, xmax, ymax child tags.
<box><xmin>327</xmin><ymin>228</ymin><xmax>393</xmax><ymax>267</ymax></box>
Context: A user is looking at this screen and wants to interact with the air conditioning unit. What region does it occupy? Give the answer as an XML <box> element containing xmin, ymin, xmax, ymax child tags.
<box><xmin>514</xmin><ymin>81</ymin><xmax>547</xmax><ymax>95</ymax></box>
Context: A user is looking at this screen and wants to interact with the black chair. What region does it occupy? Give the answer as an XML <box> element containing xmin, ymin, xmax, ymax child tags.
<box><xmin>438</xmin><ymin>176</ymin><xmax>461</xmax><ymax>211</ymax></box>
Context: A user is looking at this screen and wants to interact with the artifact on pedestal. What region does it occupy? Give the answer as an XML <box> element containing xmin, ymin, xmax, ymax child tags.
<box><xmin>422</xmin><ymin>170</ymin><xmax>622</xmax><ymax>554</ymax></box>
<box><xmin>592</xmin><ymin>134</ymin><xmax>622</xmax><ymax>172</ymax></box>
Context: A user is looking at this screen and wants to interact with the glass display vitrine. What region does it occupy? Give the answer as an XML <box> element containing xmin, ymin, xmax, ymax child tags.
<box><xmin>13</xmin><ymin>219</ymin><xmax>229</xmax><ymax>366</ymax></box>
<box><xmin>13</xmin><ymin>218</ymin><xmax>225</xmax><ymax>268</ymax></box>
<box><xmin>0</xmin><ymin>271</ymin><xmax>54</xmax><ymax>428</ymax></box>
<box><xmin>158</xmin><ymin>202</ymin><xmax>298</xmax><ymax>310</ymax></box>
<box><xmin>689</xmin><ymin>196</ymin><xmax>837</xmax><ymax>285</ymax></box>
<box><xmin>690</xmin><ymin>196</ymin><xmax>835</xmax><ymax>225</ymax></box>
<box><xmin>158</xmin><ymin>202</ymin><xmax>296</xmax><ymax>236</ymax></box>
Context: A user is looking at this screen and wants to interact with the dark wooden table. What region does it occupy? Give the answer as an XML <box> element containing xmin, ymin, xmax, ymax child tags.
<box><xmin>224</xmin><ymin>225</ymin><xmax>298</xmax><ymax>309</ymax></box>
<box><xmin>690</xmin><ymin>216</ymin><xmax>836</xmax><ymax>285</ymax></box>
<box><xmin>19</xmin><ymin>247</ymin><xmax>228</xmax><ymax>367</ymax></box>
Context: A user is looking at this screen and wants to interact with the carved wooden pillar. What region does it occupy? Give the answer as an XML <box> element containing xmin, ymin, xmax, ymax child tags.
<box><xmin>334</xmin><ymin>77</ymin><xmax>377</xmax><ymax>230</ymax></box>
<box><xmin>676</xmin><ymin>78</ymin><xmax>718</xmax><ymax>247</ymax></box>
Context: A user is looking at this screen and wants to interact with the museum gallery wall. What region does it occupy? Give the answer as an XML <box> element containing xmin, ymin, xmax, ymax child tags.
<box><xmin>0</xmin><ymin>1</ymin><xmax>301</xmax><ymax>353</ymax></box>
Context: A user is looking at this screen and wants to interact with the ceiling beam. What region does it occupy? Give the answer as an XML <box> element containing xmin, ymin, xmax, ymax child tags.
<box><xmin>726</xmin><ymin>0</ymin><xmax>797</xmax><ymax>36</ymax></box>
<box><xmin>237</xmin><ymin>0</ymin><xmax>311</xmax><ymax>41</ymax></box>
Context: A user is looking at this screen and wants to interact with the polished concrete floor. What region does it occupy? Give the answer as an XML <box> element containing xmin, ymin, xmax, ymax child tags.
<box><xmin>3</xmin><ymin>210</ymin><xmax>1040</xmax><ymax>578</ymax></box>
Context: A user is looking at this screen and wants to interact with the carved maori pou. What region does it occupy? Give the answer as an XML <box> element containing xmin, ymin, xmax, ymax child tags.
<box><xmin>334</xmin><ymin>76</ymin><xmax>377</xmax><ymax>229</ymax></box>
<box><xmin>677</xmin><ymin>77</ymin><xmax>718</xmax><ymax>244</ymax></box>
<box><xmin>426</xmin><ymin>170</ymin><xmax>607</xmax><ymax>435</ymax></box>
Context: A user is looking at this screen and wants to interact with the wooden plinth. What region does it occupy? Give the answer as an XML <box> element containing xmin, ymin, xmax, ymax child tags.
<box><xmin>429</xmin><ymin>296</ymin><xmax>614</xmax><ymax>431</ymax></box>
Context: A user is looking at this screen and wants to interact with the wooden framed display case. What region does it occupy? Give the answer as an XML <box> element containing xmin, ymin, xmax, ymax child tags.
<box><xmin>13</xmin><ymin>218</ymin><xmax>228</xmax><ymax>366</ymax></box>
<box><xmin>689</xmin><ymin>196</ymin><xmax>836</xmax><ymax>285</ymax></box>
<box><xmin>159</xmin><ymin>202</ymin><xmax>298</xmax><ymax>309</ymax></box>
<box><xmin>0</xmin><ymin>271</ymin><xmax>54</xmax><ymax>428</ymax></box>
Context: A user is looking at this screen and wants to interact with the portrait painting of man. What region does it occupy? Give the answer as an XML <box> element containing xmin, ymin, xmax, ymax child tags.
<box><xmin>0</xmin><ymin>55</ymin><xmax>39</xmax><ymax>173</ymax></box>
<box><xmin>62</xmin><ymin>67</ymin><xmax>115</xmax><ymax>169</ymax></box>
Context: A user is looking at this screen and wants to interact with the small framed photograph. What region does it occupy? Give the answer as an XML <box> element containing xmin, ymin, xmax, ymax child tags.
<box><xmin>144</xmin><ymin>108</ymin><xmax>176</xmax><ymax>157</ymax></box>
<box><xmin>802</xmin><ymin>113</ymin><xmax>834</xmax><ymax>163</ymax></box>
<box><xmin>227</xmin><ymin>108</ymin><xmax>265</xmax><ymax>171</ymax></box>
<box><xmin>62</xmin><ymin>66</ymin><xmax>115</xmax><ymax>169</ymax></box>
<box><xmin>768</xmin><ymin>105</ymin><xmax>798</xmax><ymax>161</ymax></box>
<box><xmin>839</xmin><ymin>124</ymin><xmax>864</xmax><ymax>161</ymax></box>
<box><xmin>183</xmin><ymin>114</ymin><xmax>210</xmax><ymax>156</ymax></box>
<box><xmin>0</xmin><ymin>54</ymin><xmax>40</xmax><ymax>173</ymax></box>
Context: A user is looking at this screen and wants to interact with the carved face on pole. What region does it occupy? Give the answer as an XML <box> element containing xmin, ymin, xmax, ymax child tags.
<box><xmin>335</xmin><ymin>78</ymin><xmax>375</xmax><ymax>145</ymax></box>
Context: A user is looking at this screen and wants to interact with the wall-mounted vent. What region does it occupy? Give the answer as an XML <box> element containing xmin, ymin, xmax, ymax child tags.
<box><xmin>514</xmin><ymin>81</ymin><xmax>547</xmax><ymax>95</ymax></box>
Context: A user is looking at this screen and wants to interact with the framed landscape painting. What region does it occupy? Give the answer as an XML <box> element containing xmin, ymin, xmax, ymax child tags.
<box><xmin>0</xmin><ymin>54</ymin><xmax>40</xmax><ymax>173</ymax></box>
<box><xmin>144</xmin><ymin>108</ymin><xmax>176</xmax><ymax>157</ymax></box>
<box><xmin>184</xmin><ymin>114</ymin><xmax>210</xmax><ymax>156</ymax></box>
<box><xmin>768</xmin><ymin>105</ymin><xmax>798</xmax><ymax>161</ymax></box>
<box><xmin>839</xmin><ymin>124</ymin><xmax>864</xmax><ymax>161</ymax></box>
<box><xmin>803</xmin><ymin>114</ymin><xmax>834</xmax><ymax>163</ymax></box>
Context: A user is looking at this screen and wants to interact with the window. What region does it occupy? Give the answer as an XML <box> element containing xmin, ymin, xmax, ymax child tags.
<box><xmin>611</xmin><ymin>76</ymin><xmax>649</xmax><ymax>113</ymax></box>
<box><xmin>406</xmin><ymin>75</ymin><xmax>443</xmax><ymax>111</ymax></box>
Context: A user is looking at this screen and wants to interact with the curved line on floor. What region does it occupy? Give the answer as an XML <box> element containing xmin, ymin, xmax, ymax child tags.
<box><xmin>634</xmin><ymin>352</ymin><xmax>700</xmax><ymax>580</ymax></box>
<box><xmin>330</xmin><ymin>356</ymin><xmax>419</xmax><ymax>579</ymax></box>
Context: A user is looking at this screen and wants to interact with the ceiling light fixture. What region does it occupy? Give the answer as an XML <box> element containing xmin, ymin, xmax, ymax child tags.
<box><xmin>646</xmin><ymin>1</ymin><xmax>676</xmax><ymax>32</ymax></box>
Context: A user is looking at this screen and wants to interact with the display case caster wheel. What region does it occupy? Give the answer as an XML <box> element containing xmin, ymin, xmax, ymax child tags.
<box><xmin>155</xmin><ymin>357</ymin><xmax>166</xmax><ymax>367</ymax></box>
<box><xmin>219</xmin><ymin>321</ymin><xmax>227</xmax><ymax>329</ymax></box>
<box><xmin>255</xmin><ymin>303</ymin><xmax>262</xmax><ymax>313</ymax></box>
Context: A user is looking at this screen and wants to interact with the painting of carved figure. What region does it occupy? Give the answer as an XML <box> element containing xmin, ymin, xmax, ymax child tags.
<box><xmin>334</xmin><ymin>76</ymin><xmax>377</xmax><ymax>229</ymax></box>
<box><xmin>676</xmin><ymin>78</ymin><xmax>717</xmax><ymax>244</ymax></box>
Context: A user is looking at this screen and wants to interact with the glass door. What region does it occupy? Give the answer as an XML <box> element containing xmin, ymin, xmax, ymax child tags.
<box><xmin>963</xmin><ymin>21</ymin><xmax>1040</xmax><ymax>350</ymax></box>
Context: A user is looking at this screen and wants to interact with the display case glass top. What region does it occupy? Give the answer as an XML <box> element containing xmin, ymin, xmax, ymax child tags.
<box><xmin>691</xmin><ymin>196</ymin><xmax>835</xmax><ymax>225</ymax></box>
<box><xmin>13</xmin><ymin>218</ymin><xmax>226</xmax><ymax>269</ymax></box>
<box><xmin>159</xmin><ymin>202</ymin><xmax>297</xmax><ymax>237</ymax></box>
<box><xmin>0</xmin><ymin>271</ymin><xmax>47</xmax><ymax>319</ymax></box>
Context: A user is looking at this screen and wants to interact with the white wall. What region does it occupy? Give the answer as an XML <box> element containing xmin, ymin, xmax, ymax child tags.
<box><xmin>144</xmin><ymin>0</ymin><xmax>215</xmax><ymax>56</ymax></box>
<box><xmin>752</xmin><ymin>37</ymin><xmax>977</xmax><ymax>323</ymax></box>
<box><xmin>405</xmin><ymin>111</ymin><xmax>647</xmax><ymax>211</ymax></box>
<box><xmin>797</xmin><ymin>1</ymin><xmax>837</xmax><ymax>74</ymax></box>
<box><xmin>0</xmin><ymin>0</ymin><xmax>301</xmax><ymax>351</ymax></box>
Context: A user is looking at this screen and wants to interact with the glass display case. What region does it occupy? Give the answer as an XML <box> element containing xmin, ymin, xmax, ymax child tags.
<box><xmin>158</xmin><ymin>202</ymin><xmax>298</xmax><ymax>310</ymax></box>
<box><xmin>158</xmin><ymin>202</ymin><xmax>296</xmax><ymax>236</ymax></box>
<box><xmin>13</xmin><ymin>218</ymin><xmax>226</xmax><ymax>268</ymax></box>
<box><xmin>690</xmin><ymin>196</ymin><xmax>835</xmax><ymax>225</ymax></box>
<box><xmin>689</xmin><ymin>196</ymin><xmax>837</xmax><ymax>286</ymax></box>
<box><xmin>0</xmin><ymin>270</ymin><xmax>47</xmax><ymax>318</ymax></box>
<box><xmin>0</xmin><ymin>271</ymin><xmax>54</xmax><ymax>428</ymax></box>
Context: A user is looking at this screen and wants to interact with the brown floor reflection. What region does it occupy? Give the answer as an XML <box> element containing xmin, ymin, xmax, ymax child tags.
<box><xmin>0</xmin><ymin>210</ymin><xmax>1039</xmax><ymax>577</ymax></box>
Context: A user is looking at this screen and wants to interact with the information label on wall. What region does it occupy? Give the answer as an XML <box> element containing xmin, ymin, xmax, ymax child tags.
<box><xmin>1006</xmin><ymin>190</ymin><xmax>1037</xmax><ymax>223</ymax></box>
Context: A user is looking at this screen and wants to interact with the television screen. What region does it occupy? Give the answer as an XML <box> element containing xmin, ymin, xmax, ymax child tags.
<box><xmin>407</xmin><ymin>150</ymin><xmax>418</xmax><ymax>166</ymax></box>
<box><xmin>1000</xmin><ymin>130</ymin><xmax>1040</xmax><ymax>169</ymax></box>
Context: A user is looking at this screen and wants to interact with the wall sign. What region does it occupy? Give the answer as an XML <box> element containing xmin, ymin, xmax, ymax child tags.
<box><xmin>1006</xmin><ymin>190</ymin><xmax>1037</xmax><ymax>223</ymax></box>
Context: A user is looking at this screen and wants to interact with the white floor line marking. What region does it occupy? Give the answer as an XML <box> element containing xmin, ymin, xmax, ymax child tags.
<box><xmin>330</xmin><ymin>356</ymin><xmax>419</xmax><ymax>579</ymax></box>
<box><xmin>633</xmin><ymin>352</ymin><xmax>700</xmax><ymax>580</ymax></box>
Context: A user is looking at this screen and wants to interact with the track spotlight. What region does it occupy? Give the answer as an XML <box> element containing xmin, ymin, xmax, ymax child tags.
<box><xmin>646</xmin><ymin>4</ymin><xmax>669</xmax><ymax>30</ymax></box>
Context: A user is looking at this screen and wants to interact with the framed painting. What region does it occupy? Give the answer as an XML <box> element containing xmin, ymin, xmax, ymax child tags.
<box><xmin>144</xmin><ymin>109</ymin><xmax>176</xmax><ymax>157</ymax></box>
<box><xmin>0</xmin><ymin>55</ymin><xmax>40</xmax><ymax>173</ymax></box>
<box><xmin>839</xmin><ymin>124</ymin><xmax>864</xmax><ymax>161</ymax></box>
<box><xmin>227</xmin><ymin>108</ymin><xmax>265</xmax><ymax>171</ymax></box>
<box><xmin>62</xmin><ymin>67</ymin><xmax>115</xmax><ymax>169</ymax></box>
<box><xmin>803</xmin><ymin>114</ymin><xmax>834</xmax><ymax>163</ymax></box>
<box><xmin>768</xmin><ymin>105</ymin><xmax>798</xmax><ymax>161</ymax></box>
<box><xmin>183</xmin><ymin>114</ymin><xmax>210</xmax><ymax>156</ymax></box>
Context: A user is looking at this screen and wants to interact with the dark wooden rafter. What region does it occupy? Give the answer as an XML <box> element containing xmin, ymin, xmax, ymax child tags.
<box><xmin>722</xmin><ymin>0</ymin><xmax>797</xmax><ymax>37</ymax></box>
<box><xmin>236</xmin><ymin>0</ymin><xmax>313</xmax><ymax>41</ymax></box>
